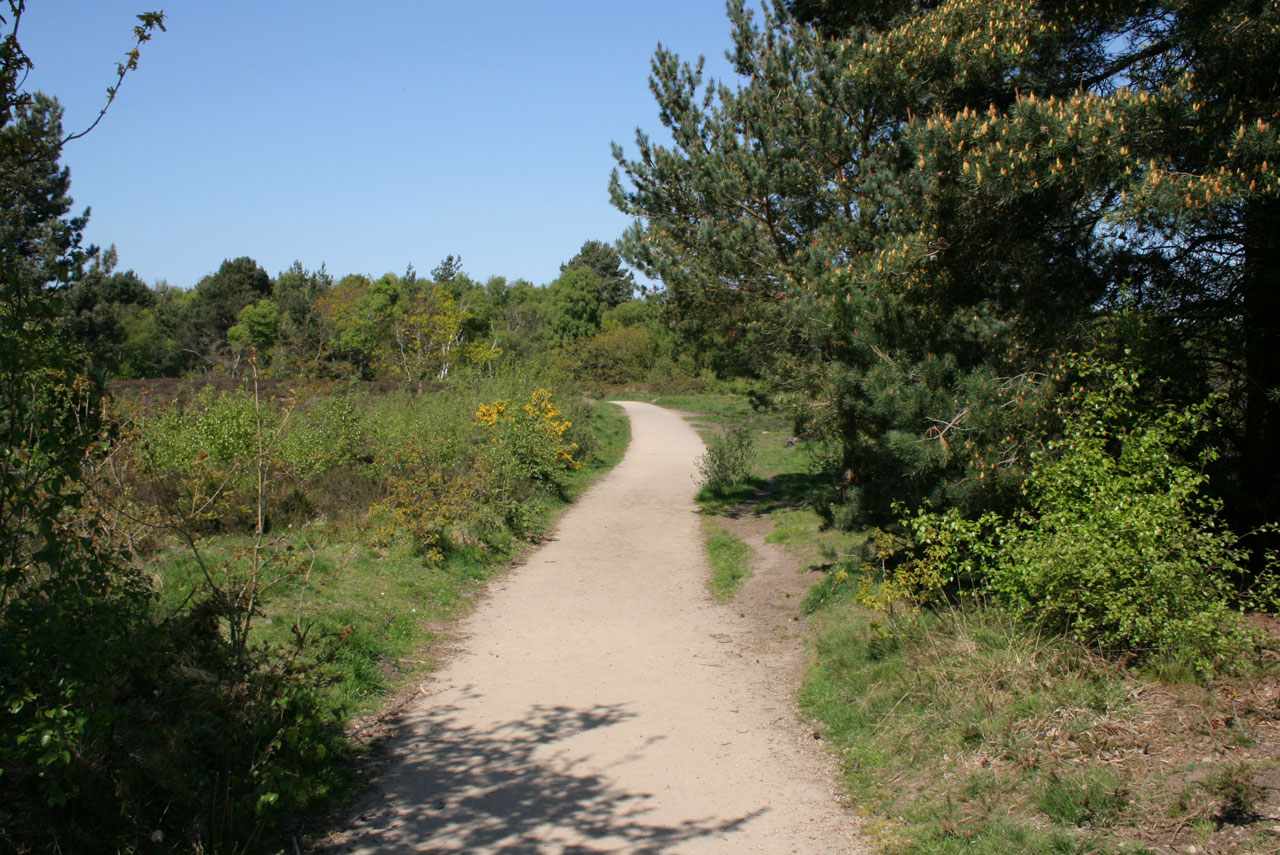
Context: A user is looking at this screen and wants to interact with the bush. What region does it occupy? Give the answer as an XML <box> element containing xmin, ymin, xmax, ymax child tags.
<box><xmin>4</xmin><ymin>387</ymin><xmax>346</xmax><ymax>853</ymax></box>
<box><xmin>473</xmin><ymin>387</ymin><xmax>580</xmax><ymax>483</ymax></box>
<box><xmin>870</xmin><ymin>362</ymin><xmax>1258</xmax><ymax>671</ymax></box>
<box><xmin>276</xmin><ymin>393</ymin><xmax>363</xmax><ymax>480</ymax></box>
<box><xmin>376</xmin><ymin>450</ymin><xmax>501</xmax><ymax>561</ymax></box>
<box><xmin>696</xmin><ymin>425</ymin><xmax>756</xmax><ymax>496</ymax></box>
<box><xmin>134</xmin><ymin>388</ymin><xmax>282</xmax><ymax>531</ymax></box>
<box><xmin>988</xmin><ymin>379</ymin><xmax>1250</xmax><ymax>668</ymax></box>
<box><xmin>559</xmin><ymin>325</ymin><xmax>659</xmax><ymax>385</ymax></box>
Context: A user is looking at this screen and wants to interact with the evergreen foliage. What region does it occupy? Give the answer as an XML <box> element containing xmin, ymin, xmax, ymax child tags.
<box><xmin>430</xmin><ymin>253</ymin><xmax>463</xmax><ymax>283</ymax></box>
<box><xmin>60</xmin><ymin>247</ymin><xmax>154</xmax><ymax>375</ymax></box>
<box><xmin>872</xmin><ymin>363</ymin><xmax>1256</xmax><ymax>670</ymax></box>
<box><xmin>547</xmin><ymin>266</ymin><xmax>607</xmax><ymax>346</ymax></box>
<box><xmin>611</xmin><ymin>0</ymin><xmax>1280</xmax><ymax>549</ymax></box>
<box><xmin>188</xmin><ymin>256</ymin><xmax>273</xmax><ymax>349</ymax></box>
<box><xmin>560</xmin><ymin>239</ymin><xmax>637</xmax><ymax>308</ymax></box>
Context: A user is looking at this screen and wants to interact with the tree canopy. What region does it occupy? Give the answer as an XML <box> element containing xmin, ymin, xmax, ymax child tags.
<box><xmin>560</xmin><ymin>239</ymin><xmax>637</xmax><ymax>308</ymax></box>
<box><xmin>612</xmin><ymin>0</ymin><xmax>1280</xmax><ymax>546</ymax></box>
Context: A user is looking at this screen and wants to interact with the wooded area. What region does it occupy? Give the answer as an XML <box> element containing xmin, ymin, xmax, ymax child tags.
<box><xmin>616</xmin><ymin>0</ymin><xmax>1277</xmax><ymax>531</ymax></box>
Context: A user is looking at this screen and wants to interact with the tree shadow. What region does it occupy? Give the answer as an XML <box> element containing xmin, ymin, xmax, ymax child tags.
<box><xmin>711</xmin><ymin>472</ymin><xmax>832</xmax><ymax>521</ymax></box>
<box><xmin>324</xmin><ymin>700</ymin><xmax>765</xmax><ymax>853</ymax></box>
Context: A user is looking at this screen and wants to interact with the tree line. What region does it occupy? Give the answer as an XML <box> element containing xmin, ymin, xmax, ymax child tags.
<box><xmin>62</xmin><ymin>239</ymin><xmax>658</xmax><ymax>384</ymax></box>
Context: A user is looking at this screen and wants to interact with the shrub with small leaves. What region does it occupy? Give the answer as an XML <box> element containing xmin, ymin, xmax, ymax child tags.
<box><xmin>870</xmin><ymin>360</ymin><xmax>1259</xmax><ymax>671</ymax></box>
<box><xmin>696</xmin><ymin>425</ymin><xmax>756</xmax><ymax>496</ymax></box>
<box><xmin>276</xmin><ymin>393</ymin><xmax>363</xmax><ymax>481</ymax></box>
<box><xmin>474</xmin><ymin>387</ymin><xmax>580</xmax><ymax>483</ymax></box>
<box><xmin>987</xmin><ymin>367</ymin><xmax>1252</xmax><ymax>668</ymax></box>
<box><xmin>375</xmin><ymin>455</ymin><xmax>499</xmax><ymax>562</ymax></box>
<box><xmin>856</xmin><ymin>509</ymin><xmax>1002</xmax><ymax>614</ymax></box>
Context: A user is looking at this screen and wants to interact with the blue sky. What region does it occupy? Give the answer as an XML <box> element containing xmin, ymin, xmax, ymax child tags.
<box><xmin>18</xmin><ymin>2</ymin><xmax>741</xmax><ymax>288</ymax></box>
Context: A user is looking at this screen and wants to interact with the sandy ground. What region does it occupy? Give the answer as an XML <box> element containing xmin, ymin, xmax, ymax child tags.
<box><xmin>319</xmin><ymin>401</ymin><xmax>864</xmax><ymax>854</ymax></box>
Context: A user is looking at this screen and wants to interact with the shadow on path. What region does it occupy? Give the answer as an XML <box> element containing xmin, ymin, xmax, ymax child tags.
<box><xmin>326</xmin><ymin>702</ymin><xmax>765</xmax><ymax>853</ymax></box>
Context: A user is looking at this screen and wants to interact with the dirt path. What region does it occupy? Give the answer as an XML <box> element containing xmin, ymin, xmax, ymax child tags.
<box><xmin>320</xmin><ymin>401</ymin><xmax>863</xmax><ymax>854</ymax></box>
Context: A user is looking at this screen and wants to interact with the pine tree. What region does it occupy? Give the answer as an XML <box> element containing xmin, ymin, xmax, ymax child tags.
<box><xmin>614</xmin><ymin>0</ymin><xmax>1280</xmax><ymax>541</ymax></box>
<box><xmin>560</xmin><ymin>239</ymin><xmax>637</xmax><ymax>308</ymax></box>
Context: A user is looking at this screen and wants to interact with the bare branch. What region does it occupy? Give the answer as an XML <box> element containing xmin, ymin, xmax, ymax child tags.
<box><xmin>61</xmin><ymin>11</ymin><xmax>165</xmax><ymax>145</ymax></box>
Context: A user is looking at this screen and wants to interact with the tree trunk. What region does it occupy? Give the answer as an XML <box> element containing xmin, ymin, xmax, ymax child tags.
<box><xmin>1239</xmin><ymin>196</ymin><xmax>1280</xmax><ymax>570</ymax></box>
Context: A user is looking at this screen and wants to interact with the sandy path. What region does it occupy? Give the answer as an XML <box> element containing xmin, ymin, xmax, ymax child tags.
<box><xmin>323</xmin><ymin>402</ymin><xmax>861</xmax><ymax>854</ymax></box>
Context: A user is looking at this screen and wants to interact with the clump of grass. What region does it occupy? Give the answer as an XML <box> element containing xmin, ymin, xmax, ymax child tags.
<box><xmin>1037</xmin><ymin>769</ymin><xmax>1130</xmax><ymax>826</ymax></box>
<box><xmin>705</xmin><ymin>523</ymin><xmax>753</xmax><ymax>600</ymax></box>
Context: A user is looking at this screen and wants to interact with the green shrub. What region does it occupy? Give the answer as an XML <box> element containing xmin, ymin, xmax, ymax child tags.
<box><xmin>473</xmin><ymin>387</ymin><xmax>580</xmax><ymax>483</ymax></box>
<box><xmin>375</xmin><ymin>452</ymin><xmax>502</xmax><ymax>561</ymax></box>
<box><xmin>872</xmin><ymin>361</ymin><xmax>1257</xmax><ymax>671</ymax></box>
<box><xmin>276</xmin><ymin>393</ymin><xmax>363</xmax><ymax>480</ymax></box>
<box><xmin>696</xmin><ymin>425</ymin><xmax>756</xmax><ymax>496</ymax></box>
<box><xmin>988</xmin><ymin>369</ymin><xmax>1250</xmax><ymax>668</ymax></box>
<box><xmin>134</xmin><ymin>389</ymin><xmax>295</xmax><ymax>532</ymax></box>
<box><xmin>857</xmin><ymin>511</ymin><xmax>1001</xmax><ymax>614</ymax></box>
<box><xmin>559</xmin><ymin>324</ymin><xmax>659</xmax><ymax>385</ymax></box>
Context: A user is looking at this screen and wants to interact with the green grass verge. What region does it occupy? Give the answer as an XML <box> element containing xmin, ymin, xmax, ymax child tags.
<box><xmin>704</xmin><ymin>521</ymin><xmax>754</xmax><ymax>600</ymax></box>
<box><xmin>799</xmin><ymin>599</ymin><xmax>1163</xmax><ymax>854</ymax></box>
<box><xmin>562</xmin><ymin>400</ymin><xmax>631</xmax><ymax>499</ymax></box>
<box><xmin>765</xmin><ymin>506</ymin><xmax>868</xmax><ymax>576</ymax></box>
<box><xmin>647</xmin><ymin>392</ymin><xmax>760</xmax><ymax>423</ymax></box>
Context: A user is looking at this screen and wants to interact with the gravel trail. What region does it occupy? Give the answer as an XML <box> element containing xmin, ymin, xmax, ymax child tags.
<box><xmin>324</xmin><ymin>401</ymin><xmax>862</xmax><ymax>854</ymax></box>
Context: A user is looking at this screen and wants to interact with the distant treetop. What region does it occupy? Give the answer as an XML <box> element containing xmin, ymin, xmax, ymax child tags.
<box><xmin>560</xmin><ymin>240</ymin><xmax>635</xmax><ymax>308</ymax></box>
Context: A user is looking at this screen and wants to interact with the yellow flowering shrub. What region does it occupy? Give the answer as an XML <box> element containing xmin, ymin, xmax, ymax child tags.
<box><xmin>474</xmin><ymin>387</ymin><xmax>579</xmax><ymax>482</ymax></box>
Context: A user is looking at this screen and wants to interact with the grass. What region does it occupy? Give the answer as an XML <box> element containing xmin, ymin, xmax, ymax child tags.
<box><xmin>648</xmin><ymin>392</ymin><xmax>760</xmax><ymax>424</ymax></box>
<box><xmin>704</xmin><ymin>520</ymin><xmax>754</xmax><ymax>600</ymax></box>
<box><xmin>765</xmin><ymin>506</ymin><xmax>868</xmax><ymax>574</ymax></box>
<box><xmin>797</xmin><ymin>588</ymin><xmax>1280</xmax><ymax>854</ymax></box>
<box><xmin>1037</xmin><ymin>768</ymin><xmax>1129</xmax><ymax>827</ymax></box>
<box><xmin>799</xmin><ymin>600</ymin><xmax>1155</xmax><ymax>854</ymax></box>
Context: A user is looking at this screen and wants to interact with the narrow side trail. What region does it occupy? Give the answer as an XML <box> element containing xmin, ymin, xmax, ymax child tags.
<box><xmin>323</xmin><ymin>402</ymin><xmax>861</xmax><ymax>854</ymax></box>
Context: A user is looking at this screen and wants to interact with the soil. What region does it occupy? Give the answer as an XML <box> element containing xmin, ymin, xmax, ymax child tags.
<box><xmin>314</xmin><ymin>401</ymin><xmax>864</xmax><ymax>854</ymax></box>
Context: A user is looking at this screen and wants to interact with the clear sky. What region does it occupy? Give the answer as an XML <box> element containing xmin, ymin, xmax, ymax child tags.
<box><xmin>18</xmin><ymin>1</ymin><xmax>742</xmax><ymax>288</ymax></box>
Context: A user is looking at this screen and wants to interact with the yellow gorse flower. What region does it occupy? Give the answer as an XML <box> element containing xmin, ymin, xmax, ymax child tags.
<box><xmin>474</xmin><ymin>388</ymin><xmax>580</xmax><ymax>472</ymax></box>
<box><xmin>473</xmin><ymin>400</ymin><xmax>508</xmax><ymax>428</ymax></box>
